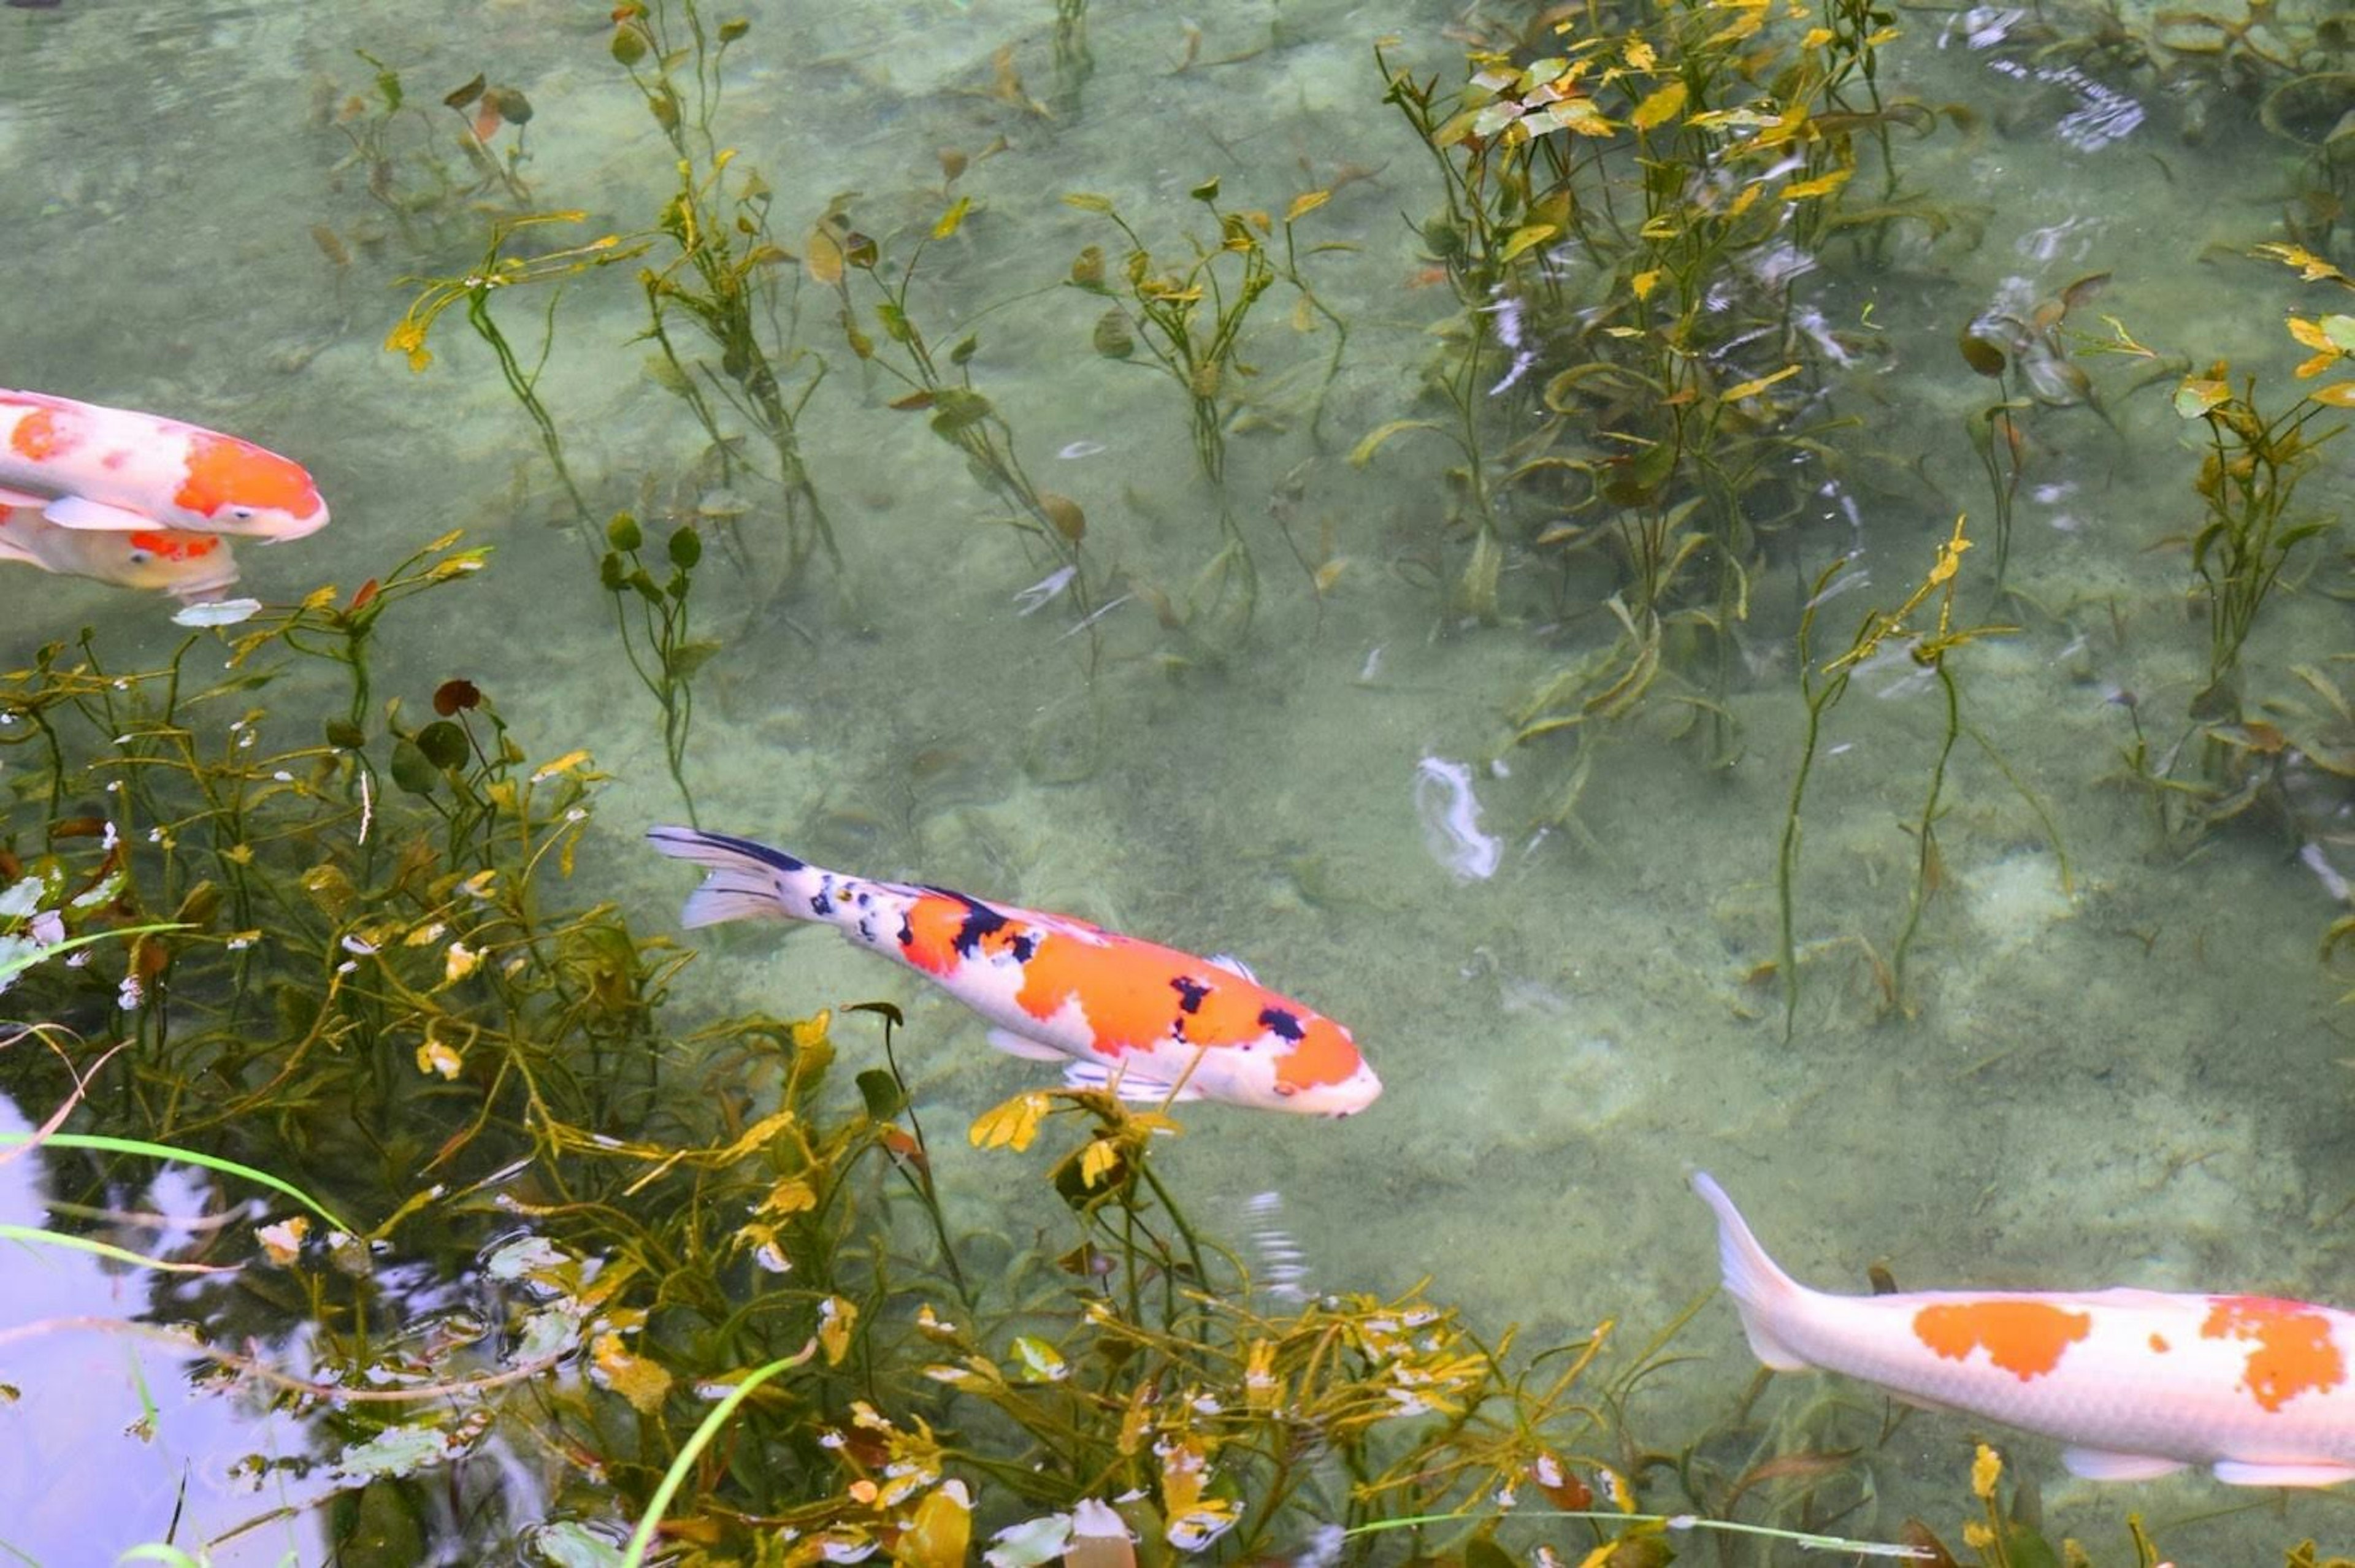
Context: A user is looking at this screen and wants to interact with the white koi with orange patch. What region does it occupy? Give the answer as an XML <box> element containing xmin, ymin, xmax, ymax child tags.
<box><xmin>0</xmin><ymin>505</ymin><xmax>240</xmax><ymax>602</ymax></box>
<box><xmin>0</xmin><ymin>388</ymin><xmax>327</xmax><ymax>541</ymax></box>
<box><xmin>649</xmin><ymin>827</ymin><xmax>1382</xmax><ymax>1117</ymax></box>
<box><xmin>1694</xmin><ymin>1171</ymin><xmax>2355</xmax><ymax>1486</ymax></box>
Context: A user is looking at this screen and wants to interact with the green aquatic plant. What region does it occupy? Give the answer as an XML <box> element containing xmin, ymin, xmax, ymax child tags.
<box><xmin>387</xmin><ymin>212</ymin><xmax>651</xmax><ymax>542</ymax></box>
<box><xmin>1062</xmin><ymin>180</ymin><xmax>1345</xmax><ymax>641</ymax></box>
<box><xmin>1774</xmin><ymin>517</ymin><xmax>2065</xmax><ymax>1037</ymax></box>
<box><xmin>598</xmin><ymin>510</ymin><xmax>714</xmax><ymax>825</ymax></box>
<box><xmin>1050</xmin><ymin>0</ymin><xmax>1095</xmax><ymax>115</ymax></box>
<box><xmin>1372</xmin><ymin>0</ymin><xmax>1942</xmax><ymax>782</ymax></box>
<box><xmin>324</xmin><ymin>52</ymin><xmax>536</xmax><ymax>247</ymax></box>
<box><xmin>1065</xmin><ymin>180</ymin><xmax>1339</xmax><ymax>488</ymax></box>
<box><xmin>611</xmin><ymin>0</ymin><xmax>838</xmax><ymax>585</ymax></box>
<box><xmin>816</xmin><ymin>195</ymin><xmax>1101</xmax><ymax>623</ymax></box>
<box><xmin>2172</xmin><ymin>364</ymin><xmax>2340</xmax><ymax>723</ymax></box>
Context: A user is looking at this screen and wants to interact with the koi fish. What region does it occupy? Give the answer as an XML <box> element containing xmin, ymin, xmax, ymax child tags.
<box><xmin>0</xmin><ymin>505</ymin><xmax>240</xmax><ymax>602</ymax></box>
<box><xmin>648</xmin><ymin>827</ymin><xmax>1382</xmax><ymax>1117</ymax></box>
<box><xmin>1693</xmin><ymin>1171</ymin><xmax>2355</xmax><ymax>1486</ymax></box>
<box><xmin>0</xmin><ymin>389</ymin><xmax>327</xmax><ymax>541</ymax></box>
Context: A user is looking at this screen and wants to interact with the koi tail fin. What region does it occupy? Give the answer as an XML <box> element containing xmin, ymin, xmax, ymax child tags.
<box><xmin>1690</xmin><ymin>1171</ymin><xmax>1812</xmax><ymax>1372</ymax></box>
<box><xmin>647</xmin><ymin>826</ymin><xmax>818</xmax><ymax>929</ymax></box>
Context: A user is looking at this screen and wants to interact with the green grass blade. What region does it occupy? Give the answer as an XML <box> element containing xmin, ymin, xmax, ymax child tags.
<box><xmin>0</xmin><ymin>1222</ymin><xmax>234</xmax><ymax>1276</ymax></box>
<box><xmin>621</xmin><ymin>1345</ymin><xmax>816</xmax><ymax>1567</ymax></box>
<box><xmin>0</xmin><ymin>1133</ymin><xmax>358</xmax><ymax>1237</ymax></box>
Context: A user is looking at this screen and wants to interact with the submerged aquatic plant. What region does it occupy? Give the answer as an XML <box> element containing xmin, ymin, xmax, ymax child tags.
<box><xmin>813</xmin><ymin>193</ymin><xmax>1103</xmax><ymax>641</ymax></box>
<box><xmin>2173</xmin><ymin>365</ymin><xmax>2340</xmax><ymax>721</ymax></box>
<box><xmin>598</xmin><ymin>510</ymin><xmax>715</xmax><ymax>825</ymax></box>
<box><xmin>618</xmin><ymin>0</ymin><xmax>838</xmax><ymax>584</ymax></box>
<box><xmin>386</xmin><ymin>212</ymin><xmax>651</xmax><ymax>542</ymax></box>
<box><xmin>1774</xmin><ymin>516</ymin><xmax>2065</xmax><ymax>1036</ymax></box>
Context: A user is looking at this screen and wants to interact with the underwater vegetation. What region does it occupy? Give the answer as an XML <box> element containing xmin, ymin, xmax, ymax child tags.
<box><xmin>14</xmin><ymin>0</ymin><xmax>2355</xmax><ymax>1559</ymax></box>
<box><xmin>6</xmin><ymin>548</ymin><xmax>2338</xmax><ymax>1562</ymax></box>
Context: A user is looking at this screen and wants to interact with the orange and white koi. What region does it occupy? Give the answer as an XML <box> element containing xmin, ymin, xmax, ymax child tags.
<box><xmin>649</xmin><ymin>827</ymin><xmax>1382</xmax><ymax>1117</ymax></box>
<box><xmin>0</xmin><ymin>504</ymin><xmax>240</xmax><ymax>602</ymax></box>
<box><xmin>1694</xmin><ymin>1171</ymin><xmax>2355</xmax><ymax>1486</ymax></box>
<box><xmin>0</xmin><ymin>388</ymin><xmax>327</xmax><ymax>541</ymax></box>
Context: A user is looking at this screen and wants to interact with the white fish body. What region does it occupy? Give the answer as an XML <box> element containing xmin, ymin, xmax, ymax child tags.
<box><xmin>0</xmin><ymin>505</ymin><xmax>240</xmax><ymax>602</ymax></box>
<box><xmin>1693</xmin><ymin>1171</ymin><xmax>2355</xmax><ymax>1486</ymax></box>
<box><xmin>648</xmin><ymin>826</ymin><xmax>1382</xmax><ymax>1117</ymax></box>
<box><xmin>0</xmin><ymin>388</ymin><xmax>327</xmax><ymax>541</ymax></box>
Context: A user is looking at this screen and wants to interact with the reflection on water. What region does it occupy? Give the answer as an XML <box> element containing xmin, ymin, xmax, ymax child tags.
<box><xmin>4</xmin><ymin>0</ymin><xmax>2355</xmax><ymax>1557</ymax></box>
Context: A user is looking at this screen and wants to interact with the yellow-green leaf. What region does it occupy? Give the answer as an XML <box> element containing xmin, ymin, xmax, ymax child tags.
<box><xmin>970</xmin><ymin>1092</ymin><xmax>1051</xmax><ymax>1151</ymax></box>
<box><xmin>899</xmin><ymin>1483</ymin><xmax>973</xmax><ymax>1568</ymax></box>
<box><xmin>1061</xmin><ymin>192</ymin><xmax>1114</xmax><ymax>213</ymax></box>
<box><xmin>1349</xmin><ymin>418</ymin><xmax>1444</xmax><ymax>467</ymax></box>
<box><xmin>931</xmin><ymin>195</ymin><xmax>972</xmax><ymax>240</ymax></box>
<box><xmin>1782</xmin><ymin>168</ymin><xmax>1852</xmax><ymax>201</ymax></box>
<box><xmin>1629</xmin><ymin>79</ymin><xmax>1687</xmax><ymax>131</ymax></box>
<box><xmin>1285</xmin><ymin>189</ymin><xmax>1331</xmax><ymax>224</ymax></box>
<box><xmin>2174</xmin><ymin>378</ymin><xmax>2231</xmax><ymax>418</ymax></box>
<box><xmin>2309</xmin><ymin>381</ymin><xmax>2355</xmax><ymax>408</ymax></box>
<box><xmin>1721</xmin><ymin>364</ymin><xmax>1801</xmax><ymax>402</ymax></box>
<box><xmin>1499</xmin><ymin>223</ymin><xmax>1558</xmax><ymax>262</ymax></box>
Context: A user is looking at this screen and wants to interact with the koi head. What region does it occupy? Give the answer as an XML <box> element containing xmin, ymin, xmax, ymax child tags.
<box><xmin>123</xmin><ymin>529</ymin><xmax>242</xmax><ymax>599</ymax></box>
<box><xmin>1205</xmin><ymin>1015</ymin><xmax>1381</xmax><ymax>1117</ymax></box>
<box><xmin>172</xmin><ymin>432</ymin><xmax>329</xmax><ymax>540</ymax></box>
<box><xmin>1268</xmin><ymin>1055</ymin><xmax>1384</xmax><ymax>1118</ymax></box>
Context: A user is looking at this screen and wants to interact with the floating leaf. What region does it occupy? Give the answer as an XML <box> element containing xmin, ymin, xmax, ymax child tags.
<box><xmin>1285</xmin><ymin>189</ymin><xmax>1330</xmax><ymax>223</ymax></box>
<box><xmin>1062</xmin><ymin>192</ymin><xmax>1115</xmax><ymax>213</ymax></box>
<box><xmin>932</xmin><ymin>195</ymin><xmax>972</xmax><ymax>240</ymax></box>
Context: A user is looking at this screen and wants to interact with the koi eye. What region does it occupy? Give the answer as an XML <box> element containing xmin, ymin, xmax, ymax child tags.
<box><xmin>231</xmin><ymin>507</ymin><xmax>256</xmax><ymax>521</ymax></box>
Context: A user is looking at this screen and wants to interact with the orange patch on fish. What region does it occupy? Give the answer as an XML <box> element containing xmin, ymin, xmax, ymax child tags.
<box><xmin>1274</xmin><ymin>1017</ymin><xmax>1370</xmax><ymax>1095</ymax></box>
<box><xmin>1913</xmin><ymin>1299</ymin><xmax>2091</xmax><ymax>1381</ymax></box>
<box><xmin>174</xmin><ymin>432</ymin><xmax>322</xmax><ymax>521</ymax></box>
<box><xmin>9</xmin><ymin>407</ymin><xmax>68</xmax><ymax>462</ymax></box>
<box><xmin>128</xmin><ymin>530</ymin><xmax>223</xmax><ymax>562</ymax></box>
<box><xmin>2201</xmin><ymin>1296</ymin><xmax>2348</xmax><ymax>1413</ymax></box>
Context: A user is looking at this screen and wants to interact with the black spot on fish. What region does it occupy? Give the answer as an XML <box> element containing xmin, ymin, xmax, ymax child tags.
<box><xmin>1258</xmin><ymin>1006</ymin><xmax>1305</xmax><ymax>1042</ymax></box>
<box><xmin>922</xmin><ymin>885</ymin><xmax>1016</xmax><ymax>960</ymax></box>
<box><xmin>810</xmin><ymin>890</ymin><xmax>833</xmax><ymax>916</ymax></box>
<box><xmin>1171</xmin><ymin>976</ymin><xmax>1211</xmax><ymax>1014</ymax></box>
<box><xmin>1008</xmin><ymin>932</ymin><xmax>1037</xmax><ymax>963</ymax></box>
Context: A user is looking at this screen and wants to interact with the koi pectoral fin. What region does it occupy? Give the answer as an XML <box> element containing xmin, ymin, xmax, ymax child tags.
<box><xmin>987</xmin><ymin>1027</ymin><xmax>1069</xmax><ymax>1063</ymax></box>
<box><xmin>1060</xmin><ymin>1058</ymin><xmax>1204</xmax><ymax>1104</ymax></box>
<box><xmin>0</xmin><ymin>485</ymin><xmax>55</xmax><ymax>509</ymax></box>
<box><xmin>42</xmin><ymin>495</ymin><xmax>156</xmax><ymax>531</ymax></box>
<box><xmin>2061</xmin><ymin>1449</ymin><xmax>2189</xmax><ymax>1483</ymax></box>
<box><xmin>2210</xmin><ymin>1459</ymin><xmax>2355</xmax><ymax>1488</ymax></box>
